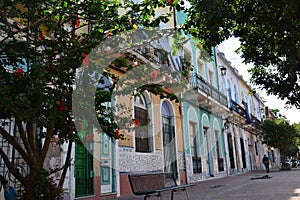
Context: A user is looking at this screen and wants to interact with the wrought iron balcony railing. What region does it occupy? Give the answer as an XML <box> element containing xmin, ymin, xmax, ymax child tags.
<box><xmin>134</xmin><ymin>47</ymin><xmax>169</xmax><ymax>67</ymax></box>
<box><xmin>189</xmin><ymin>73</ymin><xmax>227</xmax><ymax>107</ymax></box>
<box><xmin>230</xmin><ymin>100</ymin><xmax>247</xmax><ymax>118</ymax></box>
<box><xmin>250</xmin><ymin>114</ymin><xmax>262</xmax><ymax>127</ymax></box>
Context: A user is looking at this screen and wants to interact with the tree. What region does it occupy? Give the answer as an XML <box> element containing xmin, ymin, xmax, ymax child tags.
<box><xmin>286</xmin><ymin>144</ymin><xmax>299</xmax><ymax>158</ymax></box>
<box><xmin>261</xmin><ymin>119</ymin><xmax>300</xmax><ymax>164</ymax></box>
<box><xmin>0</xmin><ymin>1</ymin><xmax>172</xmax><ymax>199</ymax></box>
<box><xmin>183</xmin><ymin>0</ymin><xmax>300</xmax><ymax>108</ymax></box>
<box><xmin>270</xmin><ymin>109</ymin><xmax>287</xmax><ymax>119</ymax></box>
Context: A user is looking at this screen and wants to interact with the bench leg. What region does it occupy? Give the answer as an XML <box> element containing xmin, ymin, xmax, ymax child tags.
<box><xmin>159</xmin><ymin>192</ymin><xmax>162</xmax><ymax>200</ymax></box>
<box><xmin>184</xmin><ymin>188</ymin><xmax>190</xmax><ymax>200</ymax></box>
<box><xmin>171</xmin><ymin>190</ymin><xmax>174</xmax><ymax>200</ymax></box>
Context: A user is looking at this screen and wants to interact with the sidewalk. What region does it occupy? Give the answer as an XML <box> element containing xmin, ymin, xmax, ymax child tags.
<box><xmin>112</xmin><ymin>168</ymin><xmax>300</xmax><ymax>200</ymax></box>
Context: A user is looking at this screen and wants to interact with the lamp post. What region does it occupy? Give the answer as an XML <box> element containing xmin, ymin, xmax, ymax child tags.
<box><xmin>180</xmin><ymin>56</ymin><xmax>187</xmax><ymax>71</ymax></box>
<box><xmin>224</xmin><ymin>120</ymin><xmax>230</xmax><ymax>129</ymax></box>
<box><xmin>219</xmin><ymin>65</ymin><xmax>227</xmax><ymax>76</ymax></box>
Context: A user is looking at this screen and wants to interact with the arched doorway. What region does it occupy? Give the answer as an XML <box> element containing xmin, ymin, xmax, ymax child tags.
<box><xmin>161</xmin><ymin>101</ymin><xmax>178</xmax><ymax>178</ymax></box>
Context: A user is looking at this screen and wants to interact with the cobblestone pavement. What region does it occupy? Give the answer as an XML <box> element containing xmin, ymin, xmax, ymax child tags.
<box><xmin>113</xmin><ymin>168</ymin><xmax>300</xmax><ymax>200</ymax></box>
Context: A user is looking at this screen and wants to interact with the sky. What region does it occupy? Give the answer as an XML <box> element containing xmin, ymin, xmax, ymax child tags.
<box><xmin>219</xmin><ymin>38</ymin><xmax>300</xmax><ymax>124</ymax></box>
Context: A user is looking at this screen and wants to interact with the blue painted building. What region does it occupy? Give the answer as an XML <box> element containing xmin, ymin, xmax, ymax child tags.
<box><xmin>176</xmin><ymin>11</ymin><xmax>229</xmax><ymax>183</ymax></box>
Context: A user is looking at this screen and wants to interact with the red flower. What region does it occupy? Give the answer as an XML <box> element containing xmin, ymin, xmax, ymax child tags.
<box><xmin>75</xmin><ymin>15</ymin><xmax>80</xmax><ymax>28</ymax></box>
<box><xmin>87</xmin><ymin>133</ymin><xmax>94</xmax><ymax>142</ymax></box>
<box><xmin>104</xmin><ymin>30</ymin><xmax>112</xmax><ymax>38</ymax></box>
<box><xmin>79</xmin><ymin>123</ymin><xmax>83</xmax><ymax>131</ymax></box>
<box><xmin>13</xmin><ymin>68</ymin><xmax>24</xmax><ymax>77</ymax></box>
<box><xmin>37</xmin><ymin>32</ymin><xmax>44</xmax><ymax>41</ymax></box>
<box><xmin>134</xmin><ymin>118</ymin><xmax>139</xmax><ymax>126</ymax></box>
<box><xmin>114</xmin><ymin>129</ymin><xmax>119</xmax><ymax>139</ymax></box>
<box><xmin>82</xmin><ymin>53</ymin><xmax>89</xmax><ymax>66</ymax></box>
<box><xmin>59</xmin><ymin>100</ymin><xmax>65</xmax><ymax>111</ymax></box>
<box><xmin>150</xmin><ymin>70</ymin><xmax>159</xmax><ymax>79</ymax></box>
<box><xmin>168</xmin><ymin>0</ymin><xmax>173</xmax><ymax>3</ymax></box>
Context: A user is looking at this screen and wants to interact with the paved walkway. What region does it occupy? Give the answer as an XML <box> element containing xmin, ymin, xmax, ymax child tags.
<box><xmin>113</xmin><ymin>168</ymin><xmax>300</xmax><ymax>200</ymax></box>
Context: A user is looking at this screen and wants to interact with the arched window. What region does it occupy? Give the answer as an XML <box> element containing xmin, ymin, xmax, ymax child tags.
<box><xmin>189</xmin><ymin>121</ymin><xmax>201</xmax><ymax>173</ymax></box>
<box><xmin>134</xmin><ymin>94</ymin><xmax>152</xmax><ymax>152</ymax></box>
<box><xmin>215</xmin><ymin>130</ymin><xmax>224</xmax><ymax>171</ymax></box>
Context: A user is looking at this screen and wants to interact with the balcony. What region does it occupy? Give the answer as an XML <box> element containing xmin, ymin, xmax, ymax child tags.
<box><xmin>242</xmin><ymin>114</ymin><xmax>263</xmax><ymax>132</ymax></box>
<box><xmin>109</xmin><ymin>45</ymin><xmax>170</xmax><ymax>74</ymax></box>
<box><xmin>133</xmin><ymin>46</ymin><xmax>170</xmax><ymax>68</ymax></box>
<box><xmin>227</xmin><ymin>100</ymin><xmax>249</xmax><ymax>124</ymax></box>
<box><xmin>188</xmin><ymin>73</ymin><xmax>228</xmax><ymax>115</ymax></box>
<box><xmin>229</xmin><ymin>101</ymin><xmax>264</xmax><ymax>130</ymax></box>
<box><xmin>230</xmin><ymin>100</ymin><xmax>247</xmax><ymax>118</ymax></box>
<box><xmin>250</xmin><ymin>114</ymin><xmax>262</xmax><ymax>128</ymax></box>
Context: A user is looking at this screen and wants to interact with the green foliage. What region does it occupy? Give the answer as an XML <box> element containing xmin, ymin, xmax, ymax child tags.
<box><xmin>270</xmin><ymin>109</ymin><xmax>287</xmax><ymax>120</ymax></box>
<box><xmin>287</xmin><ymin>144</ymin><xmax>299</xmax><ymax>158</ymax></box>
<box><xmin>183</xmin><ymin>0</ymin><xmax>300</xmax><ymax>108</ymax></box>
<box><xmin>294</xmin><ymin>122</ymin><xmax>300</xmax><ymax>133</ymax></box>
<box><xmin>112</xmin><ymin>57</ymin><xmax>129</xmax><ymax>69</ymax></box>
<box><xmin>261</xmin><ymin>119</ymin><xmax>300</xmax><ymax>160</ymax></box>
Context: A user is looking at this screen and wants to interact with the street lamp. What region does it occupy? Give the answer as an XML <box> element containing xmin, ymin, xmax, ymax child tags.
<box><xmin>224</xmin><ymin>120</ymin><xmax>230</xmax><ymax>129</ymax></box>
<box><xmin>219</xmin><ymin>66</ymin><xmax>227</xmax><ymax>76</ymax></box>
<box><xmin>180</xmin><ymin>57</ymin><xmax>187</xmax><ymax>71</ymax></box>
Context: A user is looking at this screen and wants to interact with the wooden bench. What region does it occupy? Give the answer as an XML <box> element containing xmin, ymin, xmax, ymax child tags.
<box><xmin>128</xmin><ymin>172</ymin><xmax>194</xmax><ymax>200</ymax></box>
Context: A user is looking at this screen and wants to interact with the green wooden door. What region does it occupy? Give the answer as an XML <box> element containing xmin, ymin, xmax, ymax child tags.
<box><xmin>75</xmin><ymin>143</ymin><xmax>94</xmax><ymax>197</ymax></box>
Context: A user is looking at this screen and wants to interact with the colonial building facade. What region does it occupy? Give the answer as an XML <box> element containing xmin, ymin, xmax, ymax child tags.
<box><xmin>0</xmin><ymin>5</ymin><xmax>282</xmax><ymax>200</ymax></box>
<box><xmin>64</xmin><ymin>6</ymin><xmax>281</xmax><ymax>200</ymax></box>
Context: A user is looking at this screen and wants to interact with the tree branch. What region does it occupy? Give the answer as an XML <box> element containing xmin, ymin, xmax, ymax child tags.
<box><xmin>26</xmin><ymin>122</ymin><xmax>37</xmax><ymax>159</ymax></box>
<box><xmin>0</xmin><ymin>126</ymin><xmax>31</xmax><ymax>166</ymax></box>
<box><xmin>0</xmin><ymin>14</ymin><xmax>49</xmax><ymax>45</ymax></box>
<box><xmin>0</xmin><ymin>148</ymin><xmax>26</xmax><ymax>185</ymax></box>
<box><xmin>16</xmin><ymin>120</ymin><xmax>36</xmax><ymax>167</ymax></box>
<box><xmin>58</xmin><ymin>137</ymin><xmax>73</xmax><ymax>189</ymax></box>
<box><xmin>37</xmin><ymin>122</ymin><xmax>54</xmax><ymax>169</ymax></box>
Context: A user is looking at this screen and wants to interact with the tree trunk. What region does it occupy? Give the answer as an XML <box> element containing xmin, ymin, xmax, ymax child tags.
<box><xmin>280</xmin><ymin>150</ymin><xmax>291</xmax><ymax>170</ymax></box>
<box><xmin>23</xmin><ymin>169</ymin><xmax>61</xmax><ymax>200</ymax></box>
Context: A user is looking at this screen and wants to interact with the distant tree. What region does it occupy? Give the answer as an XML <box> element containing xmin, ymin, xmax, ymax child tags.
<box><xmin>182</xmin><ymin>0</ymin><xmax>300</xmax><ymax>108</ymax></box>
<box><xmin>261</xmin><ymin>119</ymin><xmax>300</xmax><ymax>164</ymax></box>
<box><xmin>294</xmin><ymin>123</ymin><xmax>300</xmax><ymax>133</ymax></box>
<box><xmin>287</xmin><ymin>144</ymin><xmax>299</xmax><ymax>158</ymax></box>
<box><xmin>270</xmin><ymin>109</ymin><xmax>287</xmax><ymax>119</ymax></box>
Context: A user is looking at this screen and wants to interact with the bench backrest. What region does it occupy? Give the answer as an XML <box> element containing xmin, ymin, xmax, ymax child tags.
<box><xmin>128</xmin><ymin>172</ymin><xmax>177</xmax><ymax>195</ymax></box>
